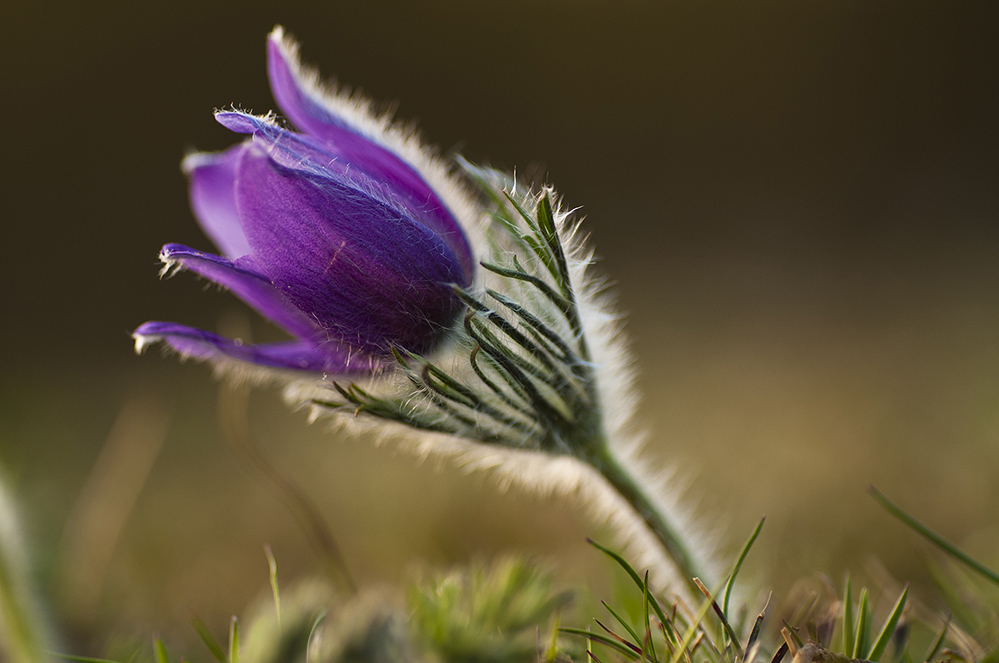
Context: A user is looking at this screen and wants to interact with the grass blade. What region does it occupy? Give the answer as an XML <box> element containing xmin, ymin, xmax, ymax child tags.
<box><xmin>643</xmin><ymin>571</ymin><xmax>659</xmax><ymax>663</ymax></box>
<box><xmin>852</xmin><ymin>588</ymin><xmax>870</xmax><ymax>659</ymax></box>
<box><xmin>152</xmin><ymin>639</ymin><xmax>168</xmax><ymax>663</ymax></box>
<box><xmin>866</xmin><ymin>585</ymin><xmax>908</xmax><ymax>661</ymax></box>
<box><xmin>545</xmin><ymin>612</ymin><xmax>562</xmax><ymax>663</ymax></box>
<box><xmin>783</xmin><ymin>625</ymin><xmax>803</xmax><ymax>651</ymax></box>
<box><xmin>723</xmin><ymin>518</ymin><xmax>765</xmax><ymax>617</ymax></box>
<box><xmin>560</xmin><ymin>627</ymin><xmax>641</xmax><ymax>659</ymax></box>
<box><xmin>923</xmin><ymin>614</ymin><xmax>950</xmax><ymax>663</ymax></box>
<box><xmin>744</xmin><ymin>593</ymin><xmax>771</xmax><ymax>662</ymax></box>
<box><xmin>588</xmin><ymin>539</ymin><xmax>670</xmax><ymax>629</ymax></box>
<box><xmin>601</xmin><ymin>600</ymin><xmax>643</xmax><ymax>648</ymax></box>
<box><xmin>842</xmin><ymin>576</ymin><xmax>854</xmax><ymax>656</ymax></box>
<box><xmin>192</xmin><ymin>616</ymin><xmax>226</xmax><ymax>662</ymax></box>
<box><xmin>669</xmin><ymin>592</ymin><xmax>718</xmax><ymax>663</ymax></box>
<box><xmin>264</xmin><ymin>545</ymin><xmax>281</xmax><ymax>630</ymax></box>
<box><xmin>594</xmin><ymin>620</ymin><xmax>643</xmax><ymax>655</ymax></box>
<box><xmin>693</xmin><ymin>578</ymin><xmax>743</xmax><ymax>659</ymax></box>
<box><xmin>228</xmin><ymin>617</ymin><xmax>239</xmax><ymax>663</ymax></box>
<box><xmin>870</xmin><ymin>487</ymin><xmax>999</xmax><ymax>588</ymax></box>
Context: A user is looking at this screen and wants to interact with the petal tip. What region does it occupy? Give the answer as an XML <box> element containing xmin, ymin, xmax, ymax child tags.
<box><xmin>158</xmin><ymin>244</ymin><xmax>188</xmax><ymax>277</ymax></box>
<box><xmin>268</xmin><ymin>24</ymin><xmax>286</xmax><ymax>43</ymax></box>
<box><xmin>215</xmin><ymin>110</ymin><xmax>276</xmax><ymax>134</ymax></box>
<box><xmin>180</xmin><ymin>150</ymin><xmax>216</xmax><ymax>175</ymax></box>
<box><xmin>132</xmin><ymin>323</ymin><xmax>163</xmax><ymax>354</ymax></box>
<box><xmin>267</xmin><ymin>24</ymin><xmax>298</xmax><ymax>68</ymax></box>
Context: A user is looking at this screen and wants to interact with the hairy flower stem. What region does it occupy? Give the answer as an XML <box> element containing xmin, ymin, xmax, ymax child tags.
<box><xmin>568</xmin><ymin>312</ymin><xmax>708</xmax><ymax>595</ymax></box>
<box><xmin>583</xmin><ymin>444</ymin><xmax>709</xmax><ymax>598</ymax></box>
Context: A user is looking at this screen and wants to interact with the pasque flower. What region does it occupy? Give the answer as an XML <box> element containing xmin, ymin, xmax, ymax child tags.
<box><xmin>135</xmin><ymin>28</ymin><xmax>718</xmax><ymax>596</ymax></box>
<box><xmin>134</xmin><ymin>27</ymin><xmax>475</xmax><ymax>374</ymax></box>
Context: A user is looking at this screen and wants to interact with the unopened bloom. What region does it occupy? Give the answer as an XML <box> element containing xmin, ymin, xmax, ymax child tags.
<box><xmin>134</xmin><ymin>28</ymin><xmax>474</xmax><ymax>374</ymax></box>
<box><xmin>134</xmin><ymin>28</ymin><xmax>718</xmax><ymax>595</ymax></box>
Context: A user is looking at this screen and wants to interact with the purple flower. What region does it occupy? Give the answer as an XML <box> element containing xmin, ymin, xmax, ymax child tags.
<box><xmin>135</xmin><ymin>28</ymin><xmax>475</xmax><ymax>374</ymax></box>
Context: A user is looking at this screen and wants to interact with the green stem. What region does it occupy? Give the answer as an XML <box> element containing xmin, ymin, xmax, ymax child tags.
<box><xmin>586</xmin><ymin>444</ymin><xmax>708</xmax><ymax>598</ymax></box>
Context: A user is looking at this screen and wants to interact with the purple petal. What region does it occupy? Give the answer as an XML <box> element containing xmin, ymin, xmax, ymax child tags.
<box><xmin>214</xmin><ymin>111</ymin><xmax>261</xmax><ymax>135</ymax></box>
<box><xmin>160</xmin><ymin>243</ymin><xmax>321</xmax><ymax>341</ymax></box>
<box><xmin>181</xmin><ymin>146</ymin><xmax>252</xmax><ymax>258</ymax></box>
<box><xmin>216</xmin><ymin>111</ymin><xmax>360</xmax><ymax>184</ymax></box>
<box><xmin>234</xmin><ymin>145</ymin><xmax>467</xmax><ymax>354</ymax></box>
<box><xmin>216</xmin><ymin>111</ymin><xmax>474</xmax><ymax>282</ymax></box>
<box><xmin>217</xmin><ymin>111</ymin><xmax>428</xmax><ymax>221</ymax></box>
<box><xmin>265</xmin><ymin>28</ymin><xmax>474</xmax><ymax>276</ymax></box>
<box><xmin>133</xmin><ymin>321</ymin><xmax>379</xmax><ymax>374</ymax></box>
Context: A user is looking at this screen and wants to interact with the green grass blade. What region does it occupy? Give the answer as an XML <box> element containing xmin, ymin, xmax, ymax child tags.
<box><xmin>228</xmin><ymin>617</ymin><xmax>239</xmax><ymax>663</ymax></box>
<box><xmin>924</xmin><ymin>559</ymin><xmax>981</xmax><ymax>632</ymax></box>
<box><xmin>870</xmin><ymin>487</ymin><xmax>999</xmax><ymax>588</ymax></box>
<box><xmin>784</xmin><ymin>625</ymin><xmax>803</xmax><ymax>650</ymax></box>
<box><xmin>842</xmin><ymin>575</ymin><xmax>854</xmax><ymax>656</ymax></box>
<box><xmin>587</xmin><ymin>539</ymin><xmax>670</xmax><ymax>629</ymax></box>
<box><xmin>866</xmin><ymin>585</ymin><xmax>908</xmax><ymax>661</ymax></box>
<box><xmin>545</xmin><ymin>612</ymin><xmax>562</xmax><ymax>663</ymax></box>
<box><xmin>192</xmin><ymin>616</ymin><xmax>226</xmax><ymax>663</ymax></box>
<box><xmin>643</xmin><ymin>571</ymin><xmax>659</xmax><ymax>663</ymax></box>
<box><xmin>52</xmin><ymin>655</ymin><xmax>123</xmax><ymax>663</ymax></box>
<box><xmin>560</xmin><ymin>627</ymin><xmax>641</xmax><ymax>659</ymax></box>
<box><xmin>668</xmin><ymin>591</ymin><xmax>717</xmax><ymax>663</ymax></box>
<box><xmin>723</xmin><ymin>517</ymin><xmax>765</xmax><ymax>617</ymax></box>
<box><xmin>152</xmin><ymin>639</ymin><xmax>168</xmax><ymax>663</ymax></box>
<box><xmin>852</xmin><ymin>588</ymin><xmax>870</xmax><ymax>659</ymax></box>
<box><xmin>923</xmin><ymin>614</ymin><xmax>950</xmax><ymax>663</ymax></box>
<box><xmin>600</xmin><ymin>601</ymin><xmax>643</xmax><ymax>649</ymax></box>
<box><xmin>264</xmin><ymin>545</ymin><xmax>281</xmax><ymax>630</ymax></box>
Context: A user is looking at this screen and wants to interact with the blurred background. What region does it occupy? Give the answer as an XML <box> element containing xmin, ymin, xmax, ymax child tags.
<box><xmin>3</xmin><ymin>0</ymin><xmax>999</xmax><ymax>651</ymax></box>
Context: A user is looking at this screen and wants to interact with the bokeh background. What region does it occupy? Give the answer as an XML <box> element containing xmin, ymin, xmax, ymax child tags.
<box><xmin>3</xmin><ymin>0</ymin><xmax>999</xmax><ymax>651</ymax></box>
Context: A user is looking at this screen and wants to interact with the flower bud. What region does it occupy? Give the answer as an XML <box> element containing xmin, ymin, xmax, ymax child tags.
<box><xmin>135</xmin><ymin>28</ymin><xmax>474</xmax><ymax>374</ymax></box>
